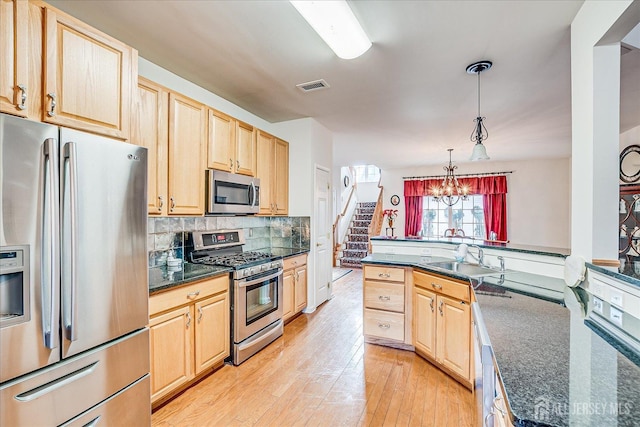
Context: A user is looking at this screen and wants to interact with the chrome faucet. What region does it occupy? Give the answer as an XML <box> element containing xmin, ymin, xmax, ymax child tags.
<box><xmin>469</xmin><ymin>245</ymin><xmax>485</xmax><ymax>266</ymax></box>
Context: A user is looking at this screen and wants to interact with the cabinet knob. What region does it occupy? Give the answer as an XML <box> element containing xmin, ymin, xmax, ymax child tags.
<box><xmin>378</xmin><ymin>323</ymin><xmax>390</xmax><ymax>330</ymax></box>
<box><xmin>170</xmin><ymin>196</ymin><xmax>175</xmax><ymax>211</ymax></box>
<box><xmin>158</xmin><ymin>195</ymin><xmax>164</xmax><ymax>211</ymax></box>
<box><xmin>431</xmin><ymin>283</ymin><xmax>442</xmax><ymax>290</ymax></box>
<box><xmin>187</xmin><ymin>290</ymin><xmax>200</xmax><ymax>299</ymax></box>
<box><xmin>47</xmin><ymin>93</ymin><xmax>56</xmax><ymax>117</ymax></box>
<box><xmin>378</xmin><ymin>273</ymin><xmax>390</xmax><ymax>278</ymax></box>
<box><xmin>17</xmin><ymin>85</ymin><xmax>27</xmax><ymax>110</ymax></box>
<box><xmin>378</xmin><ymin>295</ymin><xmax>390</xmax><ymax>301</ymax></box>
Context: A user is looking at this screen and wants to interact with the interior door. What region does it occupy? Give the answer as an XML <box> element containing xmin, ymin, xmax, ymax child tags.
<box><xmin>314</xmin><ymin>165</ymin><xmax>331</xmax><ymax>306</ymax></box>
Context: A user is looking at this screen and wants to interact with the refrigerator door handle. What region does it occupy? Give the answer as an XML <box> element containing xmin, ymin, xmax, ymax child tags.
<box><xmin>62</xmin><ymin>142</ymin><xmax>79</xmax><ymax>342</ymax></box>
<box><xmin>41</xmin><ymin>138</ymin><xmax>60</xmax><ymax>350</ymax></box>
<box><xmin>14</xmin><ymin>361</ymin><xmax>98</xmax><ymax>402</ymax></box>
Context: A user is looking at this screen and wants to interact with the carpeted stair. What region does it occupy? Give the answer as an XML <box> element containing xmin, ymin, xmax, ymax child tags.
<box><xmin>340</xmin><ymin>202</ymin><xmax>376</xmax><ymax>268</ymax></box>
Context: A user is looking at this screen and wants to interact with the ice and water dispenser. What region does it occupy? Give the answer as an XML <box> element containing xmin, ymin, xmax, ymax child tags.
<box><xmin>0</xmin><ymin>246</ymin><xmax>29</xmax><ymax>327</ymax></box>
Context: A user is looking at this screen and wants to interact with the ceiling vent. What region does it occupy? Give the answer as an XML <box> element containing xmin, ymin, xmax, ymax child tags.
<box><xmin>296</xmin><ymin>79</ymin><xmax>330</xmax><ymax>92</ymax></box>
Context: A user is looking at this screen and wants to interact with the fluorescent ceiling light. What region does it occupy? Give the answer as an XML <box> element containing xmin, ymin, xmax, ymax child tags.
<box><xmin>290</xmin><ymin>0</ymin><xmax>372</xmax><ymax>60</ymax></box>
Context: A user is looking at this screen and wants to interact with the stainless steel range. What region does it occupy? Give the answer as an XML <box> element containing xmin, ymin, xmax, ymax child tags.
<box><xmin>188</xmin><ymin>230</ymin><xmax>283</xmax><ymax>365</ymax></box>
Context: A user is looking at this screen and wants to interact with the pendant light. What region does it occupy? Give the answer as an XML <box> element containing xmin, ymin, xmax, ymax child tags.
<box><xmin>466</xmin><ymin>61</ymin><xmax>492</xmax><ymax>161</ymax></box>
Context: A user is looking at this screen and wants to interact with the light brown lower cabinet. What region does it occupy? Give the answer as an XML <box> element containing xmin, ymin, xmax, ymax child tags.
<box><xmin>283</xmin><ymin>254</ymin><xmax>308</xmax><ymax>322</ymax></box>
<box><xmin>413</xmin><ymin>270</ymin><xmax>472</xmax><ymax>388</ymax></box>
<box><xmin>149</xmin><ymin>275</ymin><xmax>229</xmax><ymax>405</ymax></box>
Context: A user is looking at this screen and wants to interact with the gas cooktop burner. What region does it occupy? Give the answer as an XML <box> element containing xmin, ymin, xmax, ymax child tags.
<box><xmin>194</xmin><ymin>251</ymin><xmax>273</xmax><ymax>267</ymax></box>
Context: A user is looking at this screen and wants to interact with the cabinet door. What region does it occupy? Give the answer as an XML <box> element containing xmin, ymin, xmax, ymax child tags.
<box><xmin>282</xmin><ymin>268</ymin><xmax>295</xmax><ymax>321</ymax></box>
<box><xmin>0</xmin><ymin>0</ymin><xmax>28</xmax><ymax>117</ymax></box>
<box><xmin>149</xmin><ymin>305</ymin><xmax>193</xmax><ymax>402</ymax></box>
<box><xmin>436</xmin><ymin>295</ymin><xmax>471</xmax><ymax>381</ymax></box>
<box><xmin>43</xmin><ymin>7</ymin><xmax>134</xmax><ymax>139</ymax></box>
<box><xmin>235</xmin><ymin>120</ymin><xmax>256</xmax><ymax>176</ymax></box>
<box><xmin>194</xmin><ymin>292</ymin><xmax>229</xmax><ymax>374</ymax></box>
<box><xmin>413</xmin><ymin>286</ymin><xmax>437</xmax><ymax>359</ymax></box>
<box><xmin>274</xmin><ymin>138</ymin><xmax>289</xmax><ymax>215</ymax></box>
<box><xmin>294</xmin><ymin>265</ymin><xmax>307</xmax><ymax>313</ymax></box>
<box><xmin>133</xmin><ymin>78</ymin><xmax>168</xmax><ymax>215</ymax></box>
<box><xmin>168</xmin><ymin>92</ymin><xmax>205</xmax><ymax>215</ymax></box>
<box><xmin>207</xmin><ymin>108</ymin><xmax>235</xmax><ymax>173</ymax></box>
<box><xmin>256</xmin><ymin>130</ymin><xmax>274</xmax><ymax>215</ymax></box>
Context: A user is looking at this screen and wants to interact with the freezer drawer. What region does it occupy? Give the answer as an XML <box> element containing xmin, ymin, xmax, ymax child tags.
<box><xmin>0</xmin><ymin>328</ymin><xmax>149</xmax><ymax>426</ymax></box>
<box><xmin>60</xmin><ymin>375</ymin><xmax>150</xmax><ymax>427</ymax></box>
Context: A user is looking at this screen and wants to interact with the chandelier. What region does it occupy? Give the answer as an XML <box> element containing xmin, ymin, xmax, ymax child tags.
<box><xmin>432</xmin><ymin>149</ymin><xmax>469</xmax><ymax>206</ymax></box>
<box><xmin>466</xmin><ymin>60</ymin><xmax>492</xmax><ymax>161</ymax></box>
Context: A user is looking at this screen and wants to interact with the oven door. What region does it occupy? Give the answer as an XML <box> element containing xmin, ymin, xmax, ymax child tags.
<box><xmin>207</xmin><ymin>170</ymin><xmax>259</xmax><ymax>214</ymax></box>
<box><xmin>234</xmin><ymin>268</ymin><xmax>283</xmax><ymax>342</ymax></box>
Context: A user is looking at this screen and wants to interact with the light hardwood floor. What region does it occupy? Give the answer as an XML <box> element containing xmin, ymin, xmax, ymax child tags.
<box><xmin>152</xmin><ymin>269</ymin><xmax>476</xmax><ymax>426</ymax></box>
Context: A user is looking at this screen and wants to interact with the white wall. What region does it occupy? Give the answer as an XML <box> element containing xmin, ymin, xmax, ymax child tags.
<box><xmin>380</xmin><ymin>158</ymin><xmax>572</xmax><ymax>249</ymax></box>
<box><xmin>356</xmin><ymin>182</ymin><xmax>381</xmax><ymax>202</ymax></box>
<box><xmin>570</xmin><ymin>0</ymin><xmax>638</xmax><ymax>262</ymax></box>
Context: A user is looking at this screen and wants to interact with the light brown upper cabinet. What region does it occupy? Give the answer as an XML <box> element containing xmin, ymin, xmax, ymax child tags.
<box><xmin>42</xmin><ymin>5</ymin><xmax>136</xmax><ymax>140</ymax></box>
<box><xmin>168</xmin><ymin>92</ymin><xmax>206</xmax><ymax>215</ymax></box>
<box><xmin>207</xmin><ymin>109</ymin><xmax>256</xmax><ymax>176</ymax></box>
<box><xmin>0</xmin><ymin>0</ymin><xmax>29</xmax><ymax>117</ymax></box>
<box><xmin>132</xmin><ymin>78</ymin><xmax>205</xmax><ymax>216</ymax></box>
<box><xmin>256</xmin><ymin>130</ymin><xmax>289</xmax><ymax>215</ymax></box>
<box><xmin>132</xmin><ymin>78</ymin><xmax>169</xmax><ymax>215</ymax></box>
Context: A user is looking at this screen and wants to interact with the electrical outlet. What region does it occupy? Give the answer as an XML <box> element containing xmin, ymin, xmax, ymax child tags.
<box><xmin>610</xmin><ymin>290</ymin><xmax>624</xmax><ymax>308</ymax></box>
<box><xmin>592</xmin><ymin>297</ymin><xmax>603</xmax><ymax>314</ymax></box>
<box><xmin>610</xmin><ymin>306</ymin><xmax>623</xmax><ymax>326</ymax></box>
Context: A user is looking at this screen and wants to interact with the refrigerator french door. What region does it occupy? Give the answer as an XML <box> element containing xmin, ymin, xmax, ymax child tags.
<box><xmin>0</xmin><ymin>113</ymin><xmax>150</xmax><ymax>426</ymax></box>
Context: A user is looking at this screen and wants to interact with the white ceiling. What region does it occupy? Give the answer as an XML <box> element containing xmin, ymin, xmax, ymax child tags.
<box><xmin>49</xmin><ymin>0</ymin><xmax>640</xmax><ymax>169</ymax></box>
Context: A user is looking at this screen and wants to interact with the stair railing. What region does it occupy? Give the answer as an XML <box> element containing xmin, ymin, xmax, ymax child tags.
<box><xmin>367</xmin><ymin>183</ymin><xmax>384</xmax><ymax>253</ymax></box>
<box><xmin>332</xmin><ymin>183</ymin><xmax>357</xmax><ymax>266</ymax></box>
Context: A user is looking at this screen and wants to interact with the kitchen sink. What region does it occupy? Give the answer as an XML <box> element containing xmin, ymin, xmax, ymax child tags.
<box><xmin>426</xmin><ymin>261</ymin><xmax>504</xmax><ymax>277</ymax></box>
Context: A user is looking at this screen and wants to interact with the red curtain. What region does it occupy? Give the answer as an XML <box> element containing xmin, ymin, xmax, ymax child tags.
<box><xmin>403</xmin><ymin>175</ymin><xmax>507</xmax><ymax>240</ymax></box>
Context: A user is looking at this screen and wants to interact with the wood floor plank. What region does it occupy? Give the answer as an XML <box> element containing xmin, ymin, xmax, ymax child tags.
<box><xmin>152</xmin><ymin>269</ymin><xmax>475</xmax><ymax>426</ymax></box>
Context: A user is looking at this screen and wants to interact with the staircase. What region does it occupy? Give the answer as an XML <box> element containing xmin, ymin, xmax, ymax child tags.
<box><xmin>340</xmin><ymin>202</ymin><xmax>376</xmax><ymax>268</ymax></box>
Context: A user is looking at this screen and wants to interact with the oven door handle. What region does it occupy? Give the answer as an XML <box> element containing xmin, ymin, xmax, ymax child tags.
<box><xmin>237</xmin><ymin>268</ymin><xmax>282</xmax><ymax>288</ymax></box>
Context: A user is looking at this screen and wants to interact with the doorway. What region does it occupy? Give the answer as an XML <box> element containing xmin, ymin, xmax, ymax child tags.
<box><xmin>314</xmin><ymin>165</ymin><xmax>331</xmax><ymax>306</ymax></box>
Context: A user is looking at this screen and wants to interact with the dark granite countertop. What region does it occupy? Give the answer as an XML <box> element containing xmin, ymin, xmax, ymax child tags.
<box><xmin>361</xmin><ymin>255</ymin><xmax>640</xmax><ymax>426</ymax></box>
<box><xmin>149</xmin><ymin>247</ymin><xmax>309</xmax><ymax>293</ymax></box>
<box><xmin>587</xmin><ymin>262</ymin><xmax>640</xmax><ymax>290</ymax></box>
<box><xmin>370</xmin><ymin>236</ymin><xmax>570</xmax><ymax>258</ymax></box>
<box><xmin>149</xmin><ymin>263</ymin><xmax>231</xmax><ymax>294</ymax></box>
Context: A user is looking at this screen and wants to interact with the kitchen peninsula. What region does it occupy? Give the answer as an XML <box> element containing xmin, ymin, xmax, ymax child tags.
<box><xmin>362</xmin><ymin>236</ymin><xmax>640</xmax><ymax>426</ymax></box>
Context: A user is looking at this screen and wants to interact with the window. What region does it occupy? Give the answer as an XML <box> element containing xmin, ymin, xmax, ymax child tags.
<box><xmin>353</xmin><ymin>165</ymin><xmax>380</xmax><ymax>183</ymax></box>
<box><xmin>421</xmin><ymin>195</ymin><xmax>485</xmax><ymax>239</ymax></box>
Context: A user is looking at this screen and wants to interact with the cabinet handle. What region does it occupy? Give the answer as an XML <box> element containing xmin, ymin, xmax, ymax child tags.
<box><xmin>493</xmin><ymin>397</ymin><xmax>507</xmax><ymax>416</ymax></box>
<box><xmin>158</xmin><ymin>196</ymin><xmax>163</xmax><ymax>211</ymax></box>
<box><xmin>229</xmin><ymin>158</ymin><xmax>233</xmax><ymax>168</ymax></box>
<box><xmin>187</xmin><ymin>290</ymin><xmax>200</xmax><ymax>299</ymax></box>
<box><xmin>197</xmin><ymin>307</ymin><xmax>203</xmax><ymax>322</ymax></box>
<box><xmin>17</xmin><ymin>84</ymin><xmax>27</xmax><ymax>110</ymax></box>
<box><xmin>378</xmin><ymin>273</ymin><xmax>391</xmax><ymax>278</ymax></box>
<box><xmin>47</xmin><ymin>93</ymin><xmax>56</xmax><ymax>117</ymax></box>
<box><xmin>295</xmin><ymin>271</ymin><xmax>300</xmax><ymax>282</ymax></box>
<box><xmin>429</xmin><ymin>297</ymin><xmax>434</xmax><ymax>313</ymax></box>
<box><xmin>378</xmin><ymin>295</ymin><xmax>390</xmax><ymax>301</ymax></box>
<box><xmin>185</xmin><ymin>312</ymin><xmax>191</xmax><ymax>328</ymax></box>
<box><xmin>378</xmin><ymin>323</ymin><xmax>390</xmax><ymax>329</ymax></box>
<box><xmin>236</xmin><ymin>160</ymin><xmax>240</xmax><ymax>169</ymax></box>
<box><xmin>170</xmin><ymin>196</ymin><xmax>175</xmax><ymax>211</ymax></box>
<box><xmin>431</xmin><ymin>283</ymin><xmax>442</xmax><ymax>290</ymax></box>
<box><xmin>439</xmin><ymin>300</ymin><xmax>444</xmax><ymax>316</ymax></box>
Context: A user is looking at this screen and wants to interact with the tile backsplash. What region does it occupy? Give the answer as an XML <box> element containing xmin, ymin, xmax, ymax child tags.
<box><xmin>148</xmin><ymin>216</ymin><xmax>310</xmax><ymax>267</ymax></box>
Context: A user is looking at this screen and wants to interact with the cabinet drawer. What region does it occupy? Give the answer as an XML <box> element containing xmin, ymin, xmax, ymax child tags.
<box><xmin>364</xmin><ymin>281</ymin><xmax>405</xmax><ymax>312</ymax></box>
<box><xmin>414</xmin><ymin>271</ymin><xmax>470</xmax><ymax>303</ymax></box>
<box><xmin>150</xmin><ymin>274</ymin><xmax>229</xmax><ymax>316</ymax></box>
<box><xmin>283</xmin><ymin>254</ymin><xmax>307</xmax><ymax>271</ymax></box>
<box><xmin>364</xmin><ymin>309</ymin><xmax>404</xmax><ymax>341</ymax></box>
<box><xmin>364</xmin><ymin>266</ymin><xmax>405</xmax><ymax>282</ymax></box>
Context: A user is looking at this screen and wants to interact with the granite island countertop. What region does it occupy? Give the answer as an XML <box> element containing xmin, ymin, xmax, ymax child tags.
<box><xmin>361</xmin><ymin>254</ymin><xmax>640</xmax><ymax>426</ymax></box>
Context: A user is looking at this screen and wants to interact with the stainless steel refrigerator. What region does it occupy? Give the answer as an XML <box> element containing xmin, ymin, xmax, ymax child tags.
<box><xmin>0</xmin><ymin>113</ymin><xmax>150</xmax><ymax>426</ymax></box>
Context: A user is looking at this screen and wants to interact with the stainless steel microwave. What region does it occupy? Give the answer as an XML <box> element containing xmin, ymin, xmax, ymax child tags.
<box><xmin>206</xmin><ymin>170</ymin><xmax>260</xmax><ymax>214</ymax></box>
